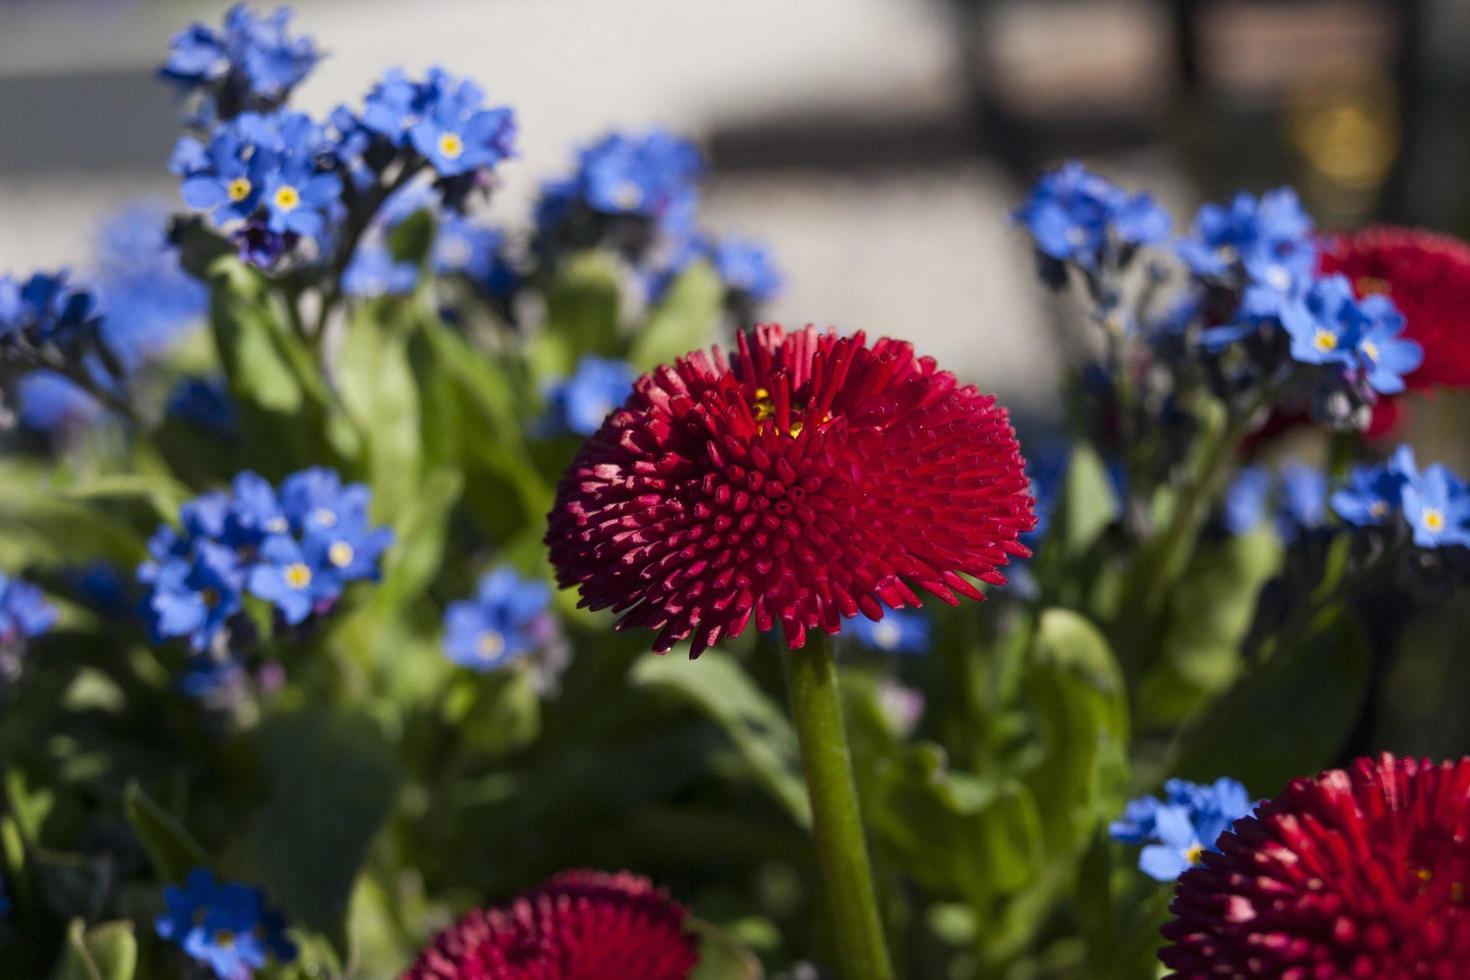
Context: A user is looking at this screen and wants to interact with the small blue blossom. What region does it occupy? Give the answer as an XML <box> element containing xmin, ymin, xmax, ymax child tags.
<box><xmin>1277</xmin><ymin>466</ymin><xmax>1328</xmax><ymax>543</ymax></box>
<box><xmin>1330</xmin><ymin>445</ymin><xmax>1416</xmax><ymax>527</ymax></box>
<box><xmin>1402</xmin><ymin>463</ymin><xmax>1470</xmax><ymax>549</ymax></box>
<box><xmin>160</xmin><ymin>5</ymin><xmax>320</xmax><ymax>109</ymax></box>
<box><xmin>167</xmin><ymin>377</ymin><xmax>238</xmax><ymax>435</ymax></box>
<box><xmin>261</xmin><ymin>159</ymin><xmax>342</xmax><ymax>239</ymax></box>
<box><xmin>845</xmin><ymin>610</ymin><xmax>930</xmax><ymax>655</ymax></box>
<box><xmin>1111</xmin><ymin>777</ymin><xmax>1252</xmax><ymax>881</ymax></box>
<box><xmin>342</xmin><ymin>245</ymin><xmax>418</xmax><ymax>298</ymax></box>
<box><xmin>538</xmin><ymin>130</ymin><xmax>702</xmax><ymax>239</ymax></box>
<box><xmin>541</xmin><ymin>356</ymin><xmax>636</xmax><ymax>437</ymax></box>
<box><xmin>156</xmin><ymin>868</ymin><xmax>296</xmax><ymax>980</ymax></box>
<box><xmin>1287</xmin><ymin>275</ymin><xmax>1362</xmax><ymax>368</ymax></box>
<box><xmin>0</xmin><ymin>271</ymin><xmax>104</xmax><ymax>350</ymax></box>
<box><xmin>247</xmin><ymin>535</ymin><xmax>334</xmax><ymax>625</ymax></box>
<box><xmin>17</xmin><ymin>371</ymin><xmax>100</xmax><ymax>433</ymax></box>
<box><xmin>357</xmin><ymin>68</ymin><xmax>516</xmax><ymax>178</ymax></box>
<box><xmin>704</xmin><ymin>237</ymin><xmax>783</xmax><ymax>302</ymax></box>
<box><xmin>443</xmin><ymin>567</ymin><xmax>554</xmax><ymax>671</ymax></box>
<box><xmin>142</xmin><ymin>543</ymin><xmax>243</xmax><ymax>652</ymax></box>
<box><xmin>1013</xmin><ymin>161</ymin><xmax>1170</xmax><ymax>269</ymax></box>
<box><xmin>1354</xmin><ymin>294</ymin><xmax>1423</xmax><ymax>395</ymax></box>
<box><xmin>1176</xmin><ymin>188</ymin><xmax>1316</xmax><ymax>288</ymax></box>
<box><xmin>0</xmin><ymin>573</ymin><xmax>57</xmax><ymax>650</ymax></box>
<box><xmin>1222</xmin><ymin>466</ymin><xmax>1271</xmax><ymax>535</ymax></box>
<box><xmin>277</xmin><ymin>467</ymin><xmax>366</xmax><ymax>536</ymax></box>
<box><xmin>432</xmin><ymin>216</ymin><xmax>519</xmax><ymax>296</ymax></box>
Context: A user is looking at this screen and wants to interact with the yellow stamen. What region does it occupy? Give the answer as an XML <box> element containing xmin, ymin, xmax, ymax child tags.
<box><xmin>284</xmin><ymin>562</ymin><xmax>312</xmax><ymax>589</ymax></box>
<box><xmin>1312</xmin><ymin>329</ymin><xmax>1338</xmax><ymax>353</ymax></box>
<box><xmin>1361</xmin><ymin>339</ymin><xmax>1380</xmax><ymax>362</ymax></box>
<box><xmin>227</xmin><ymin>177</ymin><xmax>252</xmax><ymax>202</ymax></box>
<box><xmin>214</xmin><ymin>929</ymin><xmax>235</xmax><ymax>949</ymax></box>
<box><xmin>328</xmin><ymin>541</ymin><xmax>354</xmax><ymax>568</ymax></box>
<box><xmin>1184</xmin><ymin>844</ymin><xmax>1205</xmax><ymax>865</ymax></box>
<box><xmin>273</xmin><ymin>185</ymin><xmax>300</xmax><ymax>211</ymax></box>
<box><xmin>438</xmin><ymin>132</ymin><xmax>464</xmax><ymax>159</ymax></box>
<box><xmin>1369</xmin><ymin>500</ymin><xmax>1388</xmax><ymax>518</ymax></box>
<box><xmin>476</xmin><ymin>629</ymin><xmax>505</xmax><ymax>660</ymax></box>
<box><xmin>1424</xmin><ymin>508</ymin><xmax>1446</xmax><ymax>533</ymax></box>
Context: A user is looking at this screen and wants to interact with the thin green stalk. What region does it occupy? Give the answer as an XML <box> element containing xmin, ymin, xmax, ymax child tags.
<box><xmin>782</xmin><ymin>632</ymin><xmax>895</xmax><ymax>980</ymax></box>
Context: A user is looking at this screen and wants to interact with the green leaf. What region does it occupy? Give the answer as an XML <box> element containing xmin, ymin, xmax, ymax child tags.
<box><xmin>247</xmin><ymin>709</ymin><xmax>401</xmax><ymax>956</ymax></box>
<box><xmin>61</xmin><ymin>473</ymin><xmax>192</xmax><ymax>523</ymax></box>
<box><xmin>629</xmin><ymin>260</ymin><xmax>723</xmax><ymax>370</ymax></box>
<box><xmin>371</xmin><ymin>468</ymin><xmax>462</xmax><ymax>614</ymax></box>
<box><xmin>123</xmin><ymin>782</ymin><xmax>212</xmax><ymax>884</ymax></box>
<box><xmin>51</xmin><ymin>920</ymin><xmax>136</xmax><ymax>980</ymax></box>
<box><xmin>528</xmin><ymin>251</ymin><xmax>624</xmax><ymax>376</ymax></box>
<box><xmin>387</xmin><ymin>209</ymin><xmax>437</xmax><ymax>268</ymax></box>
<box><xmin>689</xmin><ymin>918</ymin><xmax>765</xmax><ymax>980</ymax></box>
<box><xmin>336</xmin><ymin>297</ymin><xmax>424</xmax><ymax>520</ymax></box>
<box><xmin>442</xmin><ymin>667</ymin><xmax>542</xmax><ymax>757</ymax></box>
<box><xmin>1022</xmin><ymin>609</ymin><xmax>1130</xmax><ymax>854</ymax></box>
<box><xmin>1047</xmin><ymin>444</ymin><xmax>1120</xmax><ymax>560</ymax></box>
<box><xmin>631</xmin><ymin>651</ymin><xmax>809</xmax><ymax>827</ymax></box>
<box><xmin>1172</xmin><ymin>611</ymin><xmax>1370</xmax><ymax>795</ymax></box>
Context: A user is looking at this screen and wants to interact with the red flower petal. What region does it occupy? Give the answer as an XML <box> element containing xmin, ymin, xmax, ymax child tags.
<box><xmin>402</xmin><ymin>870</ymin><xmax>699</xmax><ymax>980</ymax></box>
<box><xmin>1161</xmin><ymin>753</ymin><xmax>1470</xmax><ymax>978</ymax></box>
<box><xmin>545</xmin><ymin>325</ymin><xmax>1035</xmax><ymax>655</ymax></box>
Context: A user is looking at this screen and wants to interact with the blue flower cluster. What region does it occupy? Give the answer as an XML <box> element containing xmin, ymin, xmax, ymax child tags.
<box><xmin>535</xmin><ymin>129</ymin><xmax>782</xmax><ymax>305</ymax></box>
<box><xmin>167</xmin><ymin>376</ymin><xmax>238</xmax><ymax>436</ymax></box>
<box><xmin>349</xmin><ymin>69</ymin><xmax>517</xmax><ymax>180</ymax></box>
<box><xmin>1110</xmin><ymin>777</ymin><xmax>1252</xmax><ymax>881</ymax></box>
<box><xmin>541</xmin><ymin>356</ymin><xmax>637</xmax><ymax>437</ymax></box>
<box><xmin>156</xmin><ymin>868</ymin><xmax>295</xmax><ymax>979</ymax></box>
<box><xmin>844</xmin><ymin>609</ymin><xmax>931</xmax><ymax>655</ymax></box>
<box><xmin>1012</xmin><ymin>161</ymin><xmax>1170</xmax><ymax>274</ymax></box>
<box><xmin>140</xmin><ymin>468</ymin><xmax>393</xmax><ymax>653</ymax></box>
<box><xmin>0</xmin><ymin>571</ymin><xmax>57</xmax><ymax>685</ymax></box>
<box><xmin>442</xmin><ymin>566</ymin><xmax>554</xmax><ymax>672</ymax></box>
<box><xmin>0</xmin><ymin>271</ymin><xmax>121</xmax><ymax>424</ymax></box>
<box><xmin>1178</xmin><ymin>188</ymin><xmax>1316</xmax><ymax>316</ymax></box>
<box><xmin>160</xmin><ymin>4</ymin><xmax>319</xmax><ymax>120</ymax></box>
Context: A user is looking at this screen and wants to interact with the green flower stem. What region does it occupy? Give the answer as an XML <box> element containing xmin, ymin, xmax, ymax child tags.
<box><xmin>781</xmin><ymin>632</ymin><xmax>895</xmax><ymax>980</ymax></box>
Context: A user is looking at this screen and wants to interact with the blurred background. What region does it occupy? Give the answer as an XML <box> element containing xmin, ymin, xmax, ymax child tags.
<box><xmin>5</xmin><ymin>0</ymin><xmax>1469</xmax><ymax>426</ymax></box>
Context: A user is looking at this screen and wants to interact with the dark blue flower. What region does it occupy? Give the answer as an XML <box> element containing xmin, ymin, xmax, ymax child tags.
<box><xmin>1013</xmin><ymin>161</ymin><xmax>1169</xmax><ymax>269</ymax></box>
<box><xmin>0</xmin><ymin>573</ymin><xmax>57</xmax><ymax>648</ymax></box>
<box><xmin>1112</xmin><ymin>777</ymin><xmax>1252</xmax><ymax>881</ymax></box>
<box><xmin>225</xmin><ymin>471</ymin><xmax>290</xmax><ymax>546</ymax></box>
<box><xmin>359</xmin><ymin>69</ymin><xmax>422</xmax><ymax>144</ymax></box>
<box><xmin>1222</xmin><ymin>466</ymin><xmax>1271</xmax><ymax>535</ymax></box>
<box><xmin>844</xmin><ymin>609</ymin><xmax>930</xmax><ymax>655</ymax></box>
<box><xmin>1287</xmin><ymin>274</ymin><xmax>1362</xmax><ymax>368</ymax></box>
<box><xmin>1176</xmin><ymin>188</ymin><xmax>1315</xmax><ymax>286</ymax></box>
<box><xmin>262</xmin><ymin>159</ymin><xmax>342</xmax><ymax>239</ymax></box>
<box><xmin>301</xmin><ymin>505</ymin><xmax>393</xmax><ymax>590</ymax></box>
<box><xmin>247</xmin><ymin>534</ymin><xmax>334</xmax><ymax>625</ymax></box>
<box><xmin>578</xmin><ymin>131</ymin><xmax>701</xmax><ymax>222</ymax></box>
<box><xmin>0</xmin><ymin>271</ymin><xmax>104</xmax><ymax>349</ymax></box>
<box><xmin>1402</xmin><ymin>462</ymin><xmax>1470</xmax><ymax>549</ymax></box>
<box><xmin>142</xmin><ymin>543</ymin><xmax>242</xmax><ymax>652</ymax></box>
<box><xmin>442</xmin><ymin>567</ymin><xmax>554</xmax><ymax>671</ymax></box>
<box><xmin>156</xmin><ymin>868</ymin><xmax>296</xmax><ymax>979</ymax></box>
<box><xmin>704</xmin><ymin>237</ymin><xmax>782</xmax><ymax>302</ymax></box>
<box><xmin>342</xmin><ymin>245</ymin><xmax>418</xmax><ymax>298</ymax></box>
<box><xmin>541</xmin><ymin>356</ymin><xmax>636</xmax><ymax>437</ymax></box>
<box><xmin>1277</xmin><ymin>465</ymin><xmax>1328</xmax><ymax>542</ymax></box>
<box><xmin>432</xmin><ymin>216</ymin><xmax>519</xmax><ymax>296</ymax></box>
<box><xmin>17</xmin><ymin>371</ymin><xmax>99</xmax><ymax>433</ymax></box>
<box><xmin>1354</xmin><ymin>294</ymin><xmax>1423</xmax><ymax>395</ymax></box>
<box><xmin>179</xmin><ymin>126</ymin><xmax>272</xmax><ymax>225</ymax></box>
<box><xmin>1330</xmin><ymin>445</ymin><xmax>1415</xmax><ymax>527</ymax></box>
<box><xmin>355</xmin><ymin>68</ymin><xmax>516</xmax><ymax>178</ymax></box>
<box><xmin>167</xmin><ymin>377</ymin><xmax>237</xmax><ymax>435</ymax></box>
<box><xmin>160</xmin><ymin>4</ymin><xmax>319</xmax><ymax>107</ymax></box>
<box><xmin>277</xmin><ymin>467</ymin><xmax>366</xmax><ymax>536</ymax></box>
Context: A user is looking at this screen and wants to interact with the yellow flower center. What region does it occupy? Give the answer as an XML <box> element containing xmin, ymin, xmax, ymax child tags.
<box><xmin>438</xmin><ymin>133</ymin><xmax>464</xmax><ymax>159</ymax></box>
<box><xmin>613</xmin><ymin>180</ymin><xmax>643</xmax><ymax>210</ymax></box>
<box><xmin>1361</xmin><ymin>339</ymin><xmax>1380</xmax><ymax>362</ymax></box>
<box><xmin>312</xmin><ymin>507</ymin><xmax>337</xmax><ymax>528</ymax></box>
<box><xmin>1184</xmin><ymin>844</ymin><xmax>1205</xmax><ymax>866</ymax></box>
<box><xmin>273</xmin><ymin>185</ymin><xmax>301</xmax><ymax>211</ymax></box>
<box><xmin>284</xmin><ymin>562</ymin><xmax>312</xmax><ymax>589</ymax></box>
<box><xmin>214</xmin><ymin>929</ymin><xmax>235</xmax><ymax>949</ymax></box>
<box><xmin>1312</xmin><ymin>329</ymin><xmax>1338</xmax><ymax>353</ymax></box>
<box><xmin>476</xmin><ymin>629</ymin><xmax>505</xmax><ymax>660</ymax></box>
<box><xmin>201</xmin><ymin>587</ymin><xmax>220</xmax><ymax>609</ymax></box>
<box><xmin>1424</xmin><ymin>508</ymin><xmax>1446</xmax><ymax>533</ymax></box>
<box><xmin>1369</xmin><ymin>500</ymin><xmax>1388</xmax><ymax>518</ymax></box>
<box><xmin>227</xmin><ymin>177</ymin><xmax>253</xmax><ymax>202</ymax></box>
<box><xmin>328</xmin><ymin>541</ymin><xmax>355</xmax><ymax>568</ymax></box>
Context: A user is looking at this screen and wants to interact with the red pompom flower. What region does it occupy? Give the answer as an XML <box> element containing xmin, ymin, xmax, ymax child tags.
<box><xmin>1160</xmin><ymin>753</ymin><xmax>1470</xmax><ymax>978</ymax></box>
<box><xmin>545</xmin><ymin>325</ymin><xmax>1035</xmax><ymax>655</ymax></box>
<box><xmin>402</xmin><ymin>870</ymin><xmax>699</xmax><ymax>980</ymax></box>
<box><xmin>1321</xmin><ymin>226</ymin><xmax>1470</xmax><ymax>390</ymax></box>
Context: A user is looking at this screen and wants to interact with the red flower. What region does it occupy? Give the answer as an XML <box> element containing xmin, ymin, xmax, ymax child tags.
<box><xmin>545</xmin><ymin>325</ymin><xmax>1034</xmax><ymax>655</ymax></box>
<box><xmin>1321</xmin><ymin>226</ymin><xmax>1470</xmax><ymax>390</ymax></box>
<box><xmin>402</xmin><ymin>870</ymin><xmax>699</xmax><ymax>980</ymax></box>
<box><xmin>1160</xmin><ymin>753</ymin><xmax>1470</xmax><ymax>978</ymax></box>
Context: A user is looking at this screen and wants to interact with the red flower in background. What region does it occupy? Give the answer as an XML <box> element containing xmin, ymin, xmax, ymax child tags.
<box><xmin>1321</xmin><ymin>226</ymin><xmax>1470</xmax><ymax>390</ymax></box>
<box><xmin>402</xmin><ymin>870</ymin><xmax>699</xmax><ymax>980</ymax></box>
<box><xmin>545</xmin><ymin>324</ymin><xmax>1035</xmax><ymax>655</ymax></box>
<box><xmin>1160</xmin><ymin>753</ymin><xmax>1470</xmax><ymax>978</ymax></box>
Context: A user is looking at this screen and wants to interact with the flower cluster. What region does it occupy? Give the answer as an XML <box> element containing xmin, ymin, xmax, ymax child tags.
<box><xmin>0</xmin><ymin>572</ymin><xmax>56</xmax><ymax>685</ymax></box>
<box><xmin>535</xmin><ymin>129</ymin><xmax>781</xmax><ymax>305</ymax></box>
<box><xmin>403</xmin><ymin>870</ymin><xmax>700</xmax><ymax>980</ymax></box>
<box><xmin>155</xmin><ymin>868</ymin><xmax>296</xmax><ymax>980</ymax></box>
<box><xmin>442</xmin><ymin>567</ymin><xmax>555</xmax><ymax>672</ymax></box>
<box><xmin>160</xmin><ymin>4</ymin><xmax>319</xmax><ymax>120</ymax></box>
<box><xmin>140</xmin><ymin>467</ymin><xmax>392</xmax><ymax>655</ymax></box>
<box><xmin>541</xmin><ymin>355</ymin><xmax>637</xmax><ymax>437</ymax></box>
<box><xmin>1160</xmin><ymin>754</ymin><xmax>1470</xmax><ymax>977</ymax></box>
<box><xmin>546</xmin><ymin>325</ymin><xmax>1035</xmax><ymax>655</ymax></box>
<box><xmin>1012</xmin><ymin>161</ymin><xmax>1170</xmax><ymax>277</ymax></box>
<box><xmin>1110</xmin><ymin>777</ymin><xmax>1253</xmax><ymax>881</ymax></box>
<box><xmin>0</xmin><ymin>272</ymin><xmax>112</xmax><ymax>400</ymax></box>
<box><xmin>350</xmin><ymin>68</ymin><xmax>517</xmax><ymax>180</ymax></box>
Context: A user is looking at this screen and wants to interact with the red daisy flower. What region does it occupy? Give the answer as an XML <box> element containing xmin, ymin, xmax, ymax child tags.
<box><xmin>545</xmin><ymin>324</ymin><xmax>1034</xmax><ymax>655</ymax></box>
<box><xmin>402</xmin><ymin>870</ymin><xmax>699</xmax><ymax>980</ymax></box>
<box><xmin>1160</xmin><ymin>753</ymin><xmax>1470</xmax><ymax>978</ymax></box>
<box><xmin>1321</xmin><ymin>226</ymin><xmax>1470</xmax><ymax>390</ymax></box>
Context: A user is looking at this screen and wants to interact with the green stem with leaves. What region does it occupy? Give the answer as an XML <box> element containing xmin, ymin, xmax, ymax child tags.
<box><xmin>781</xmin><ymin>632</ymin><xmax>895</xmax><ymax>980</ymax></box>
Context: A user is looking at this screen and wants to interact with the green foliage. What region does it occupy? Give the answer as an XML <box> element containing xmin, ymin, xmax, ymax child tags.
<box><xmin>51</xmin><ymin>920</ymin><xmax>137</xmax><ymax>980</ymax></box>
